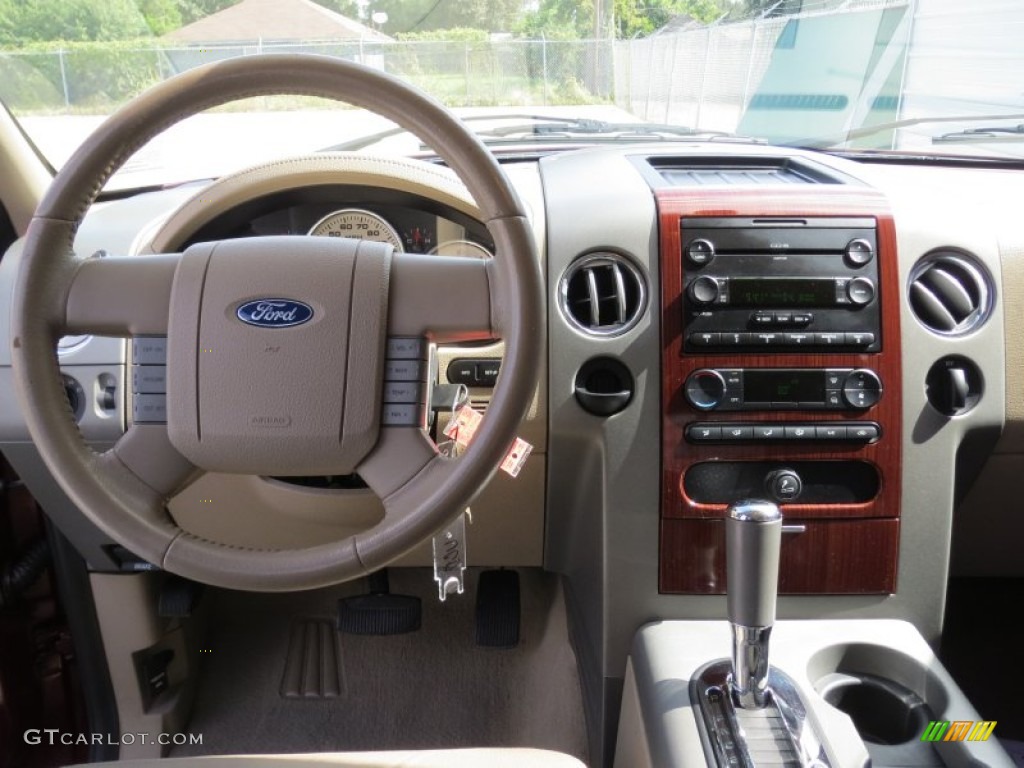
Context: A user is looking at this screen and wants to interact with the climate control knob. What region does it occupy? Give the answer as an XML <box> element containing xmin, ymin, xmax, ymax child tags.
<box><xmin>841</xmin><ymin>369</ymin><xmax>882</xmax><ymax>410</ymax></box>
<box><xmin>687</xmin><ymin>276</ymin><xmax>720</xmax><ymax>307</ymax></box>
<box><xmin>685</xmin><ymin>369</ymin><xmax>727</xmax><ymax>411</ymax></box>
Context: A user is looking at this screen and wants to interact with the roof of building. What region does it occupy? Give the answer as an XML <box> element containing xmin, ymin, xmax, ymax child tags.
<box><xmin>164</xmin><ymin>0</ymin><xmax>391</xmax><ymax>43</ymax></box>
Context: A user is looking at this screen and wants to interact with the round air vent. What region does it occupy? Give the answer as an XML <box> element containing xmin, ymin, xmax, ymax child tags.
<box><xmin>908</xmin><ymin>250</ymin><xmax>992</xmax><ymax>336</ymax></box>
<box><xmin>559</xmin><ymin>252</ymin><xmax>646</xmax><ymax>337</ymax></box>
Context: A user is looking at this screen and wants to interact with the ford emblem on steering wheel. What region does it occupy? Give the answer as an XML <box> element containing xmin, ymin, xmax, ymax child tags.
<box><xmin>236</xmin><ymin>298</ymin><xmax>314</xmax><ymax>328</ymax></box>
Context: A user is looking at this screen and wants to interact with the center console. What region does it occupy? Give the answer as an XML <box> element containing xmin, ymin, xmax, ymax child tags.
<box><xmin>658</xmin><ymin>183</ymin><xmax>902</xmax><ymax>595</ymax></box>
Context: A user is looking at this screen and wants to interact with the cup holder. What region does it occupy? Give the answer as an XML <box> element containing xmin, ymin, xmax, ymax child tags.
<box><xmin>818</xmin><ymin>672</ymin><xmax>932</xmax><ymax>746</ymax></box>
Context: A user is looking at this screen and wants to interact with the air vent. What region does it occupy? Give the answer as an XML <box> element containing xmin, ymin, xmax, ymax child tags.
<box><xmin>908</xmin><ymin>251</ymin><xmax>992</xmax><ymax>336</ymax></box>
<box><xmin>649</xmin><ymin>156</ymin><xmax>845</xmax><ymax>187</ymax></box>
<box><xmin>559</xmin><ymin>253</ymin><xmax>646</xmax><ymax>337</ymax></box>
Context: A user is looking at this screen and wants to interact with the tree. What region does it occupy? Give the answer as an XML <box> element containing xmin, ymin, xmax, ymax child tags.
<box><xmin>519</xmin><ymin>0</ymin><xmax>723</xmax><ymax>39</ymax></box>
<box><xmin>138</xmin><ymin>0</ymin><xmax>182</xmax><ymax>34</ymax></box>
<box><xmin>363</xmin><ymin>0</ymin><xmax>523</xmax><ymax>35</ymax></box>
<box><xmin>0</xmin><ymin>0</ymin><xmax>152</xmax><ymax>44</ymax></box>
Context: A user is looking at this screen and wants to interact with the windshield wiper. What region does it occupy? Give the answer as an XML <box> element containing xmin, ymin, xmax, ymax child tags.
<box><xmin>785</xmin><ymin>112</ymin><xmax>1024</xmax><ymax>150</ymax></box>
<box><xmin>322</xmin><ymin>113</ymin><xmax>755</xmax><ymax>152</ymax></box>
<box><xmin>934</xmin><ymin>124</ymin><xmax>1024</xmax><ymax>143</ymax></box>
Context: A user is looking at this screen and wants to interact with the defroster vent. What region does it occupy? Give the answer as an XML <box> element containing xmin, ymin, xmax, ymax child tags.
<box><xmin>908</xmin><ymin>250</ymin><xmax>992</xmax><ymax>336</ymax></box>
<box><xmin>559</xmin><ymin>253</ymin><xmax>646</xmax><ymax>337</ymax></box>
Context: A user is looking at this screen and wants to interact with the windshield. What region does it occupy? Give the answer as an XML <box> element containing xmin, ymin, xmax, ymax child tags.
<box><xmin>2</xmin><ymin>0</ymin><xmax>1023</xmax><ymax>189</ymax></box>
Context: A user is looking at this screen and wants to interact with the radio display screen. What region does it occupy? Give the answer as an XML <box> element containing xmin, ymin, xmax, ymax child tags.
<box><xmin>730</xmin><ymin>278</ymin><xmax>834</xmax><ymax>307</ymax></box>
<box><xmin>744</xmin><ymin>370</ymin><xmax>825</xmax><ymax>403</ymax></box>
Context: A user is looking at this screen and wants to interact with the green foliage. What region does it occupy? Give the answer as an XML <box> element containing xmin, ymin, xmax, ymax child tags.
<box><xmin>365</xmin><ymin>0</ymin><xmax>522</xmax><ymax>35</ymax></box>
<box><xmin>139</xmin><ymin>0</ymin><xmax>182</xmax><ymax>35</ymax></box>
<box><xmin>312</xmin><ymin>0</ymin><xmax>361</xmax><ymax>19</ymax></box>
<box><xmin>519</xmin><ymin>0</ymin><xmax>724</xmax><ymax>39</ymax></box>
<box><xmin>395</xmin><ymin>27</ymin><xmax>489</xmax><ymax>42</ymax></box>
<box><xmin>0</xmin><ymin>39</ymin><xmax>165</xmax><ymax>110</ymax></box>
<box><xmin>175</xmin><ymin>0</ymin><xmax>238</xmax><ymax>25</ymax></box>
<box><xmin>0</xmin><ymin>0</ymin><xmax>152</xmax><ymax>45</ymax></box>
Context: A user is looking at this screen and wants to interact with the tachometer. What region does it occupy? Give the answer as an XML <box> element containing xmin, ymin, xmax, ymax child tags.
<box><xmin>307</xmin><ymin>208</ymin><xmax>404</xmax><ymax>251</ymax></box>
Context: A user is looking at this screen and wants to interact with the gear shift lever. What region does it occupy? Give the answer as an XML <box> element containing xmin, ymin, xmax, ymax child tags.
<box><xmin>726</xmin><ymin>499</ymin><xmax>782</xmax><ymax>709</ymax></box>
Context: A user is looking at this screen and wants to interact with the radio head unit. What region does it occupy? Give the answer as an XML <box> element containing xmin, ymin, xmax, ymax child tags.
<box><xmin>681</xmin><ymin>217</ymin><xmax>881</xmax><ymax>353</ymax></box>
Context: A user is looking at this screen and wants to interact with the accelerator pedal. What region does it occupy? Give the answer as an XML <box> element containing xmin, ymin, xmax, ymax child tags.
<box><xmin>337</xmin><ymin>570</ymin><xmax>421</xmax><ymax>636</ymax></box>
<box><xmin>475</xmin><ymin>569</ymin><xmax>520</xmax><ymax>649</ymax></box>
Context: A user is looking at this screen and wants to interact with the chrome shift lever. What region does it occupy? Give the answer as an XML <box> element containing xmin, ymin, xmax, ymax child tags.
<box><xmin>726</xmin><ymin>499</ymin><xmax>782</xmax><ymax>709</ymax></box>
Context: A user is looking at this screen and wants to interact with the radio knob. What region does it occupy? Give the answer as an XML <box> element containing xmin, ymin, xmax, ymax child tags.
<box><xmin>685</xmin><ymin>369</ymin><xmax>727</xmax><ymax>411</ymax></box>
<box><xmin>845</xmin><ymin>238</ymin><xmax>874</xmax><ymax>267</ymax></box>
<box><xmin>688</xmin><ymin>276</ymin><xmax>720</xmax><ymax>307</ymax></box>
<box><xmin>686</xmin><ymin>238</ymin><xmax>716</xmax><ymax>266</ymax></box>
<box><xmin>847</xmin><ymin>277</ymin><xmax>876</xmax><ymax>306</ymax></box>
<box><xmin>841</xmin><ymin>369</ymin><xmax>882</xmax><ymax>410</ymax></box>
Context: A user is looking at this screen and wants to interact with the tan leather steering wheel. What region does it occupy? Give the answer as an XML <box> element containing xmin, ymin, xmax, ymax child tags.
<box><xmin>10</xmin><ymin>55</ymin><xmax>541</xmax><ymax>591</ymax></box>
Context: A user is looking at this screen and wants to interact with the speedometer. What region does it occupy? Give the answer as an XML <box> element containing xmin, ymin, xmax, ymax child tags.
<box><xmin>307</xmin><ymin>208</ymin><xmax>404</xmax><ymax>251</ymax></box>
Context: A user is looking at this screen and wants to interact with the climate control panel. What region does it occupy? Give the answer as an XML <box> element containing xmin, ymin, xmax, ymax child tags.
<box><xmin>683</xmin><ymin>367</ymin><xmax>882</xmax><ymax>412</ymax></box>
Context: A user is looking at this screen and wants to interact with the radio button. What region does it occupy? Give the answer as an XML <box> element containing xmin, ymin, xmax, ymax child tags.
<box><xmin>815</xmin><ymin>425</ymin><xmax>847</xmax><ymax>440</ymax></box>
<box><xmin>754</xmin><ymin>425</ymin><xmax>785</xmax><ymax>440</ymax></box>
<box><xmin>784</xmin><ymin>332</ymin><xmax>813</xmax><ymax>346</ymax></box>
<box><xmin>688</xmin><ymin>276</ymin><xmax>721</xmax><ymax>307</ymax></box>
<box><xmin>687</xmin><ymin>424</ymin><xmax>722</xmax><ymax>442</ymax></box>
<box><xmin>784</xmin><ymin>425</ymin><xmax>814</xmax><ymax>440</ymax></box>
<box><xmin>774</xmin><ymin>311</ymin><xmax>793</xmax><ymax>324</ymax></box>
<box><xmin>754</xmin><ymin>332</ymin><xmax>781</xmax><ymax>345</ymax></box>
<box><xmin>721</xmin><ymin>425</ymin><xmax>754</xmax><ymax>440</ymax></box>
<box><xmin>845</xmin><ymin>331</ymin><xmax>876</xmax><ymax>347</ymax></box>
<box><xmin>845</xmin><ymin>238</ymin><xmax>875</xmax><ymax>267</ymax></box>
<box><xmin>721</xmin><ymin>331</ymin><xmax>747</xmax><ymax>346</ymax></box>
<box><xmin>690</xmin><ymin>331</ymin><xmax>720</xmax><ymax>347</ymax></box>
<box><xmin>792</xmin><ymin>312</ymin><xmax>814</xmax><ymax>325</ymax></box>
<box><xmin>816</xmin><ymin>332</ymin><xmax>844</xmax><ymax>346</ymax></box>
<box><xmin>847</xmin><ymin>277</ymin><xmax>876</xmax><ymax>306</ymax></box>
<box><xmin>686</xmin><ymin>238</ymin><xmax>716</xmax><ymax>266</ymax></box>
<box><xmin>835</xmin><ymin>278</ymin><xmax>851</xmax><ymax>304</ymax></box>
<box><xmin>751</xmin><ymin>311</ymin><xmax>775</xmax><ymax>326</ymax></box>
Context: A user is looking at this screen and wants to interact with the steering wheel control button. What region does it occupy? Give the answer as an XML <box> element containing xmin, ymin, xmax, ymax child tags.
<box><xmin>132</xmin><ymin>366</ymin><xmax>167</xmax><ymax>394</ymax></box>
<box><xmin>447</xmin><ymin>360</ymin><xmax>478</xmax><ymax>386</ymax></box>
<box><xmin>384</xmin><ymin>360</ymin><xmax>423</xmax><ymax>381</ymax></box>
<box><xmin>685</xmin><ymin>369</ymin><xmax>727</xmax><ymax>411</ymax></box>
<box><xmin>133</xmin><ymin>394</ymin><xmax>167</xmax><ymax>424</ymax></box>
<box><xmin>766</xmin><ymin>469</ymin><xmax>803</xmax><ymax>502</ymax></box>
<box><xmin>845</xmin><ymin>238</ymin><xmax>875</xmax><ymax>267</ymax></box>
<box><xmin>686</xmin><ymin>238</ymin><xmax>716</xmax><ymax>266</ymax></box>
<box><xmin>386</xmin><ymin>337</ymin><xmax>425</xmax><ymax>359</ymax></box>
<box><xmin>477</xmin><ymin>361</ymin><xmax>502</xmax><ymax>387</ymax></box>
<box><xmin>383</xmin><ymin>382</ymin><xmax>421</xmax><ymax>404</ymax></box>
<box><xmin>132</xmin><ymin>336</ymin><xmax>167</xmax><ymax>365</ymax></box>
<box><xmin>847</xmin><ymin>277</ymin><xmax>876</xmax><ymax>306</ymax></box>
<box><xmin>842</xmin><ymin>369</ymin><xmax>882</xmax><ymax>409</ymax></box>
<box><xmin>381</xmin><ymin>403</ymin><xmax>424</xmax><ymax>427</ymax></box>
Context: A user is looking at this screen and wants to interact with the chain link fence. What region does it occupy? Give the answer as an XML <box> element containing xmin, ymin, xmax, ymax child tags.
<box><xmin>0</xmin><ymin>38</ymin><xmax>615</xmax><ymax>115</ymax></box>
<box><xmin>615</xmin><ymin>0</ymin><xmax>909</xmax><ymax>134</ymax></box>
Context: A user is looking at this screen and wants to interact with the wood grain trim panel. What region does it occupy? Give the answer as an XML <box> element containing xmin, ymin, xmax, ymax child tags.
<box><xmin>657</xmin><ymin>186</ymin><xmax>902</xmax><ymax>593</ymax></box>
<box><xmin>660</xmin><ymin>517</ymin><xmax>900</xmax><ymax>594</ymax></box>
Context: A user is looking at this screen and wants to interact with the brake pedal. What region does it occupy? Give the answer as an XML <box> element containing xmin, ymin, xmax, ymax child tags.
<box><xmin>337</xmin><ymin>570</ymin><xmax>421</xmax><ymax>636</ymax></box>
<box><xmin>475</xmin><ymin>569</ymin><xmax>520</xmax><ymax>649</ymax></box>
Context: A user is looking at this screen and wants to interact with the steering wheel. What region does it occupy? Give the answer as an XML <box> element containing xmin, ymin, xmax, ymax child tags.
<box><xmin>10</xmin><ymin>55</ymin><xmax>541</xmax><ymax>591</ymax></box>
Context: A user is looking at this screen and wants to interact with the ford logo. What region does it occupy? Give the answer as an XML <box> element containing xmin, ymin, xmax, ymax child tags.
<box><xmin>236</xmin><ymin>299</ymin><xmax>314</xmax><ymax>328</ymax></box>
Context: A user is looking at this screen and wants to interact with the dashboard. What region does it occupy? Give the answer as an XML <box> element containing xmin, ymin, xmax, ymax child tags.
<box><xmin>1</xmin><ymin>141</ymin><xmax>1022</xmax><ymax>766</ymax></box>
<box><xmin>180</xmin><ymin>186</ymin><xmax>495</xmax><ymax>257</ymax></box>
